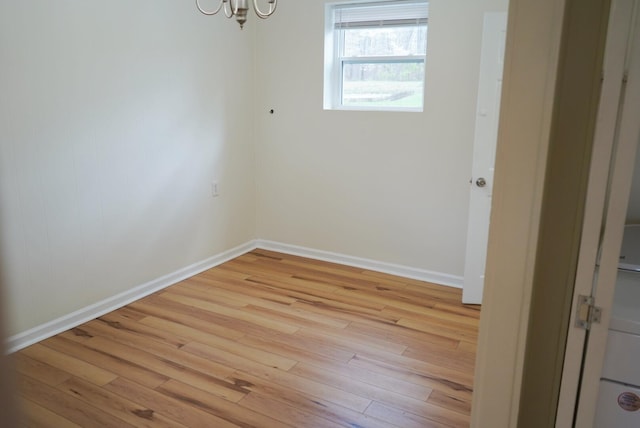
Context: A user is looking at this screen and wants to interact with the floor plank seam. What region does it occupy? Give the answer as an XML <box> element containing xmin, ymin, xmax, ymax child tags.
<box><xmin>15</xmin><ymin>250</ymin><xmax>479</xmax><ymax>428</ymax></box>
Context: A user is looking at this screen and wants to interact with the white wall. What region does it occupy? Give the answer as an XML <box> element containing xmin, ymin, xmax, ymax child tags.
<box><xmin>0</xmin><ymin>0</ymin><xmax>512</xmax><ymax>338</ymax></box>
<box><xmin>0</xmin><ymin>1</ymin><xmax>256</xmax><ymax>336</ymax></box>
<box><xmin>254</xmin><ymin>0</ymin><xmax>508</xmax><ymax>276</ymax></box>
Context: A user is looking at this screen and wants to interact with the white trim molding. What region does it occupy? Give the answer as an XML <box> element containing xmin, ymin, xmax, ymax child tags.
<box><xmin>6</xmin><ymin>239</ymin><xmax>462</xmax><ymax>354</ymax></box>
<box><xmin>256</xmin><ymin>240</ymin><xmax>463</xmax><ymax>289</ymax></box>
<box><xmin>5</xmin><ymin>241</ymin><xmax>256</xmax><ymax>354</ymax></box>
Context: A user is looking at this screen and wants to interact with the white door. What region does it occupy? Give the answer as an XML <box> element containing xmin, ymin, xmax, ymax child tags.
<box><xmin>557</xmin><ymin>0</ymin><xmax>640</xmax><ymax>426</ymax></box>
<box><xmin>462</xmin><ymin>12</ymin><xmax>507</xmax><ymax>304</ymax></box>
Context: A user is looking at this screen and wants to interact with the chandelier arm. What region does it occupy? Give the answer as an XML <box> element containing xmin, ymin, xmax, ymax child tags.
<box><xmin>223</xmin><ymin>0</ymin><xmax>234</xmax><ymax>18</ymax></box>
<box><xmin>195</xmin><ymin>0</ymin><xmax>225</xmax><ymax>16</ymax></box>
<box><xmin>253</xmin><ymin>0</ymin><xmax>277</xmax><ymax>18</ymax></box>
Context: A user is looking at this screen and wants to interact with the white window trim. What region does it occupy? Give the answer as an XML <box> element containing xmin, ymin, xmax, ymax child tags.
<box><xmin>323</xmin><ymin>0</ymin><xmax>428</xmax><ymax>112</ymax></box>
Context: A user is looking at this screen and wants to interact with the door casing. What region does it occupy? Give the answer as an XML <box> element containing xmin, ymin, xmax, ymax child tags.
<box><xmin>471</xmin><ymin>0</ymin><xmax>613</xmax><ymax>426</ymax></box>
<box><xmin>556</xmin><ymin>0</ymin><xmax>638</xmax><ymax>425</ymax></box>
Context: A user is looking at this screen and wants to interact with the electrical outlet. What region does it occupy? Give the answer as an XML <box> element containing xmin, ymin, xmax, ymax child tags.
<box><xmin>211</xmin><ymin>182</ymin><xmax>219</xmax><ymax>197</ymax></box>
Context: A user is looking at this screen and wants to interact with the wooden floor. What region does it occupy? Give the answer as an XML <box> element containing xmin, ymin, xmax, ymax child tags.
<box><xmin>13</xmin><ymin>249</ymin><xmax>480</xmax><ymax>428</ymax></box>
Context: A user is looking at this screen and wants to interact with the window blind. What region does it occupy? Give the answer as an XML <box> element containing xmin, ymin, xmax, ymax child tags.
<box><xmin>334</xmin><ymin>1</ymin><xmax>428</xmax><ymax>29</ymax></box>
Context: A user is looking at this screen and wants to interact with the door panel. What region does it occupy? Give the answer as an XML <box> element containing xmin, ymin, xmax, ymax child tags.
<box><xmin>462</xmin><ymin>12</ymin><xmax>507</xmax><ymax>304</ymax></box>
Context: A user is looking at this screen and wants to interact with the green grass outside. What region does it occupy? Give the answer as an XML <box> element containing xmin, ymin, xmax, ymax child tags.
<box><xmin>343</xmin><ymin>81</ymin><xmax>423</xmax><ymax>109</ymax></box>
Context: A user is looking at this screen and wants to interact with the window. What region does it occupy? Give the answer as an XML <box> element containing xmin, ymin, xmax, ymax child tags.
<box><xmin>324</xmin><ymin>0</ymin><xmax>429</xmax><ymax>111</ymax></box>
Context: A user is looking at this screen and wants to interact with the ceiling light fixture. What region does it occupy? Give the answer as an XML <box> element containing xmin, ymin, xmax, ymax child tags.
<box><xmin>196</xmin><ymin>0</ymin><xmax>277</xmax><ymax>29</ymax></box>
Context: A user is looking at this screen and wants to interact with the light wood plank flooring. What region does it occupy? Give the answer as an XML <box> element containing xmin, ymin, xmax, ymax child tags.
<box><xmin>13</xmin><ymin>249</ymin><xmax>480</xmax><ymax>427</ymax></box>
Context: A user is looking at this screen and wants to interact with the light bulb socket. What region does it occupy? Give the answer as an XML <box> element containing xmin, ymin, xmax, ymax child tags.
<box><xmin>235</xmin><ymin>8</ymin><xmax>248</xmax><ymax>28</ymax></box>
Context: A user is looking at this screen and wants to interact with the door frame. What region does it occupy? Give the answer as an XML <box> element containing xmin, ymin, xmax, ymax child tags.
<box><xmin>573</xmin><ymin>2</ymin><xmax>640</xmax><ymax>424</ymax></box>
<box><xmin>470</xmin><ymin>0</ymin><xmax>569</xmax><ymax>423</ymax></box>
<box><xmin>556</xmin><ymin>0</ymin><xmax>637</xmax><ymax>425</ymax></box>
<box><xmin>471</xmin><ymin>0</ymin><xmax>613</xmax><ymax>426</ymax></box>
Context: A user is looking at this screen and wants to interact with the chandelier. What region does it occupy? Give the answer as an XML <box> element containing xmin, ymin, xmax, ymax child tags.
<box><xmin>196</xmin><ymin>0</ymin><xmax>277</xmax><ymax>29</ymax></box>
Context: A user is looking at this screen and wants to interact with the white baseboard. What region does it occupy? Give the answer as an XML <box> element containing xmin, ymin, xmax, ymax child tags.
<box><xmin>255</xmin><ymin>239</ymin><xmax>463</xmax><ymax>289</ymax></box>
<box><xmin>6</xmin><ymin>239</ymin><xmax>462</xmax><ymax>354</ymax></box>
<box><xmin>5</xmin><ymin>241</ymin><xmax>257</xmax><ymax>354</ymax></box>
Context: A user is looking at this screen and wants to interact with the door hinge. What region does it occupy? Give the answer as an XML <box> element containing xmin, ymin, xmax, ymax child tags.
<box><xmin>575</xmin><ymin>295</ymin><xmax>602</xmax><ymax>330</ymax></box>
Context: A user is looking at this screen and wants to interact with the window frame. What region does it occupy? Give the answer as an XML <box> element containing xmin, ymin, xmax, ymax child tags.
<box><xmin>324</xmin><ymin>0</ymin><xmax>429</xmax><ymax>112</ymax></box>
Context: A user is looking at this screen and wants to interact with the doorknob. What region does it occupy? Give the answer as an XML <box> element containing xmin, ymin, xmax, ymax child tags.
<box><xmin>476</xmin><ymin>178</ymin><xmax>487</xmax><ymax>187</ymax></box>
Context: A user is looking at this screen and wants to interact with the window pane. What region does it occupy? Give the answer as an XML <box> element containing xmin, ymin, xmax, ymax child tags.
<box><xmin>343</xmin><ymin>26</ymin><xmax>427</xmax><ymax>57</ymax></box>
<box><xmin>342</xmin><ymin>62</ymin><xmax>425</xmax><ymax>108</ymax></box>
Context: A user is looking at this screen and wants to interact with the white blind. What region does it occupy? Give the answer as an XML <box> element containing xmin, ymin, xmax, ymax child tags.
<box><xmin>334</xmin><ymin>1</ymin><xmax>429</xmax><ymax>29</ymax></box>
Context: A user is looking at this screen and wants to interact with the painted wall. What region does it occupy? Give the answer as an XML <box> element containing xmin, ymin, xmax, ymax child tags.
<box><xmin>0</xmin><ymin>1</ymin><xmax>256</xmax><ymax>336</ymax></box>
<box><xmin>625</xmin><ymin>144</ymin><xmax>640</xmax><ymax>223</ymax></box>
<box><xmin>254</xmin><ymin>0</ymin><xmax>508</xmax><ymax>277</ymax></box>
<box><xmin>0</xmin><ymin>0</ymin><xmax>511</xmax><ymax>337</ymax></box>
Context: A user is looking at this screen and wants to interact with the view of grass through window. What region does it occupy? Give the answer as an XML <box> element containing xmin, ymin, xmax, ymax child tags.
<box><xmin>341</xmin><ymin>26</ymin><xmax>427</xmax><ymax>109</ymax></box>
